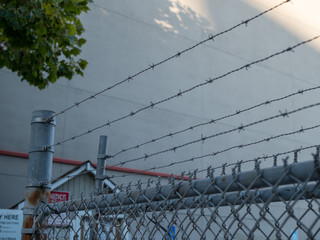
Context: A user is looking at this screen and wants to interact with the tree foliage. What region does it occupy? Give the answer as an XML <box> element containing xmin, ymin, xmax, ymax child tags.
<box><xmin>0</xmin><ymin>0</ymin><xmax>90</xmax><ymax>89</ymax></box>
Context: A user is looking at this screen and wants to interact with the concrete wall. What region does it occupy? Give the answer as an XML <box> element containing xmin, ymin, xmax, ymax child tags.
<box><xmin>1</xmin><ymin>0</ymin><xmax>320</xmax><ymax>206</ymax></box>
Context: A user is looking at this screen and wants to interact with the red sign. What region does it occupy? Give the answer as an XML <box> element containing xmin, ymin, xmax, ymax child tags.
<box><xmin>49</xmin><ymin>191</ymin><xmax>69</xmax><ymax>203</ymax></box>
<box><xmin>47</xmin><ymin>191</ymin><xmax>70</xmax><ymax>226</ymax></box>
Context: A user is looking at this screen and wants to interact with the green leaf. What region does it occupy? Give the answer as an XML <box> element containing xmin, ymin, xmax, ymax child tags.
<box><xmin>70</xmin><ymin>47</ymin><xmax>80</xmax><ymax>56</ymax></box>
<box><xmin>66</xmin><ymin>23</ymin><xmax>76</xmax><ymax>35</ymax></box>
<box><xmin>78</xmin><ymin>59</ymin><xmax>87</xmax><ymax>69</ymax></box>
<box><xmin>63</xmin><ymin>0</ymin><xmax>77</xmax><ymax>12</ymax></box>
<box><xmin>43</xmin><ymin>3</ymin><xmax>54</xmax><ymax>15</ymax></box>
<box><xmin>77</xmin><ymin>38</ymin><xmax>86</xmax><ymax>47</ymax></box>
<box><xmin>34</xmin><ymin>22</ymin><xmax>47</xmax><ymax>35</ymax></box>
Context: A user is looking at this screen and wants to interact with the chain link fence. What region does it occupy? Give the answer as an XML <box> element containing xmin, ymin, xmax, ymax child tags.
<box><xmin>31</xmin><ymin>150</ymin><xmax>320</xmax><ymax>240</ymax></box>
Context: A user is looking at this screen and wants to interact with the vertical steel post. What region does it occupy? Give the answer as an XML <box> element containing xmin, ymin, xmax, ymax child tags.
<box><xmin>95</xmin><ymin>135</ymin><xmax>108</xmax><ymax>194</ymax></box>
<box><xmin>90</xmin><ymin>136</ymin><xmax>108</xmax><ymax>239</ymax></box>
<box><xmin>22</xmin><ymin>110</ymin><xmax>56</xmax><ymax>240</ymax></box>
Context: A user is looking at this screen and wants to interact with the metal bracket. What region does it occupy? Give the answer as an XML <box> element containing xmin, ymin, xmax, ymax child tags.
<box><xmin>31</xmin><ymin>117</ymin><xmax>56</xmax><ymax>125</ymax></box>
<box><xmin>23</xmin><ymin>208</ymin><xmax>34</xmax><ymax>215</ymax></box>
<box><xmin>21</xmin><ymin>228</ymin><xmax>35</xmax><ymax>234</ymax></box>
<box><xmin>29</xmin><ymin>146</ymin><xmax>54</xmax><ymax>153</ymax></box>
<box><xmin>97</xmin><ymin>154</ymin><xmax>107</xmax><ymax>159</ymax></box>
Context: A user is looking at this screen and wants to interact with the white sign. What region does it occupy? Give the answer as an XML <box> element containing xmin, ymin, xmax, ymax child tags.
<box><xmin>0</xmin><ymin>209</ymin><xmax>23</xmax><ymax>240</ymax></box>
<box><xmin>47</xmin><ymin>191</ymin><xmax>70</xmax><ymax>227</ymax></box>
<box><xmin>47</xmin><ymin>213</ymin><xmax>70</xmax><ymax>226</ymax></box>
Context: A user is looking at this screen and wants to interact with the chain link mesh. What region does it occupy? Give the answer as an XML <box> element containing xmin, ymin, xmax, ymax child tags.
<box><xmin>33</xmin><ymin>153</ymin><xmax>320</xmax><ymax>240</ymax></box>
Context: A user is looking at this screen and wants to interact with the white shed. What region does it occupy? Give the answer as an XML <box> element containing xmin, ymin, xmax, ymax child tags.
<box><xmin>13</xmin><ymin>161</ymin><xmax>132</xmax><ymax>240</ymax></box>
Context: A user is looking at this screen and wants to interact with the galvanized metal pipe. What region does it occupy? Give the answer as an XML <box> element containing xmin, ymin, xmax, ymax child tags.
<box><xmin>103</xmin><ymin>182</ymin><xmax>320</xmax><ymax>213</ymax></box>
<box><xmin>91</xmin><ymin>136</ymin><xmax>108</xmax><ymax>240</ymax></box>
<box><xmin>43</xmin><ymin>159</ymin><xmax>320</xmax><ymax>214</ymax></box>
<box><xmin>22</xmin><ymin>110</ymin><xmax>55</xmax><ymax>240</ymax></box>
<box><xmin>95</xmin><ymin>135</ymin><xmax>108</xmax><ymax>194</ymax></box>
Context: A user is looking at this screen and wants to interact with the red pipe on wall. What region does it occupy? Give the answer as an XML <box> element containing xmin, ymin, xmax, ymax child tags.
<box><xmin>0</xmin><ymin>149</ymin><xmax>188</xmax><ymax>180</ymax></box>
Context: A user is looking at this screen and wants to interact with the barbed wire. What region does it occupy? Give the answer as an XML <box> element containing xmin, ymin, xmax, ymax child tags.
<box><xmin>99</xmin><ymin>114</ymin><xmax>320</xmax><ymax>184</ymax></box>
<box><xmin>117</xmin><ymin>144</ymin><xmax>319</xmax><ymax>189</ymax></box>
<box><xmin>53</xmin><ymin>35</ymin><xmax>320</xmax><ymax>147</ymax></box>
<box><xmin>113</xmin><ymin>101</ymin><xmax>320</xmax><ymax>167</ymax></box>
<box><xmin>49</xmin><ymin>0</ymin><xmax>290</xmax><ymax>122</ymax></box>
<box><xmin>143</xmin><ymin>121</ymin><xmax>320</xmax><ymax>172</ymax></box>
<box><xmin>199</xmin><ymin>145</ymin><xmax>320</xmax><ymax>174</ymax></box>
<box><xmin>109</xmin><ymin>85</ymin><xmax>320</xmax><ymax>159</ymax></box>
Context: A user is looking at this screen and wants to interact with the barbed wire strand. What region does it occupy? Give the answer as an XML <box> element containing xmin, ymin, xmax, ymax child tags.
<box><xmin>143</xmin><ymin>122</ymin><xmax>320</xmax><ymax>172</ymax></box>
<box><xmin>119</xmin><ymin>144</ymin><xmax>319</xmax><ymax>188</ymax></box>
<box><xmin>53</xmin><ymin>35</ymin><xmax>320</xmax><ymax>147</ymax></box>
<box><xmin>113</xmin><ymin>101</ymin><xmax>320</xmax><ymax>166</ymax></box>
<box><xmin>49</xmin><ymin>0</ymin><xmax>290</xmax><ymax>121</ymax></box>
<box><xmin>109</xmin><ymin>85</ymin><xmax>320</xmax><ymax>159</ymax></box>
<box><xmin>101</xmin><ymin>104</ymin><xmax>320</xmax><ymax>181</ymax></box>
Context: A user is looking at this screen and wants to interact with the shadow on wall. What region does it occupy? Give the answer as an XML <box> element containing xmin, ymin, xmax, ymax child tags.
<box><xmin>152</xmin><ymin>0</ymin><xmax>212</xmax><ymax>36</ymax></box>
<box><xmin>151</xmin><ymin>0</ymin><xmax>320</xmax><ymax>55</ymax></box>
<box><xmin>148</xmin><ymin>0</ymin><xmax>320</xmax><ymax>87</ymax></box>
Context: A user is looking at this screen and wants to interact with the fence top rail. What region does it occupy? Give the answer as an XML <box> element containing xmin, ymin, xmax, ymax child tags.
<box><xmin>41</xmin><ymin>158</ymin><xmax>320</xmax><ymax>215</ymax></box>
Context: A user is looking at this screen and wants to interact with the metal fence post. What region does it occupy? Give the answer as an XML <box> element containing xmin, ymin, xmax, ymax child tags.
<box><xmin>22</xmin><ymin>110</ymin><xmax>56</xmax><ymax>240</ymax></box>
<box><xmin>90</xmin><ymin>136</ymin><xmax>108</xmax><ymax>239</ymax></box>
<box><xmin>95</xmin><ymin>135</ymin><xmax>108</xmax><ymax>194</ymax></box>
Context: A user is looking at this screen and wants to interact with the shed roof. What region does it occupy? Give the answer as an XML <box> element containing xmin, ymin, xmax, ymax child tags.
<box><xmin>13</xmin><ymin>161</ymin><xmax>118</xmax><ymax>210</ymax></box>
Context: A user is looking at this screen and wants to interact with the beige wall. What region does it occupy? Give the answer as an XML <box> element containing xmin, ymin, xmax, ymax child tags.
<box><xmin>1</xmin><ymin>0</ymin><xmax>320</xmax><ymax>207</ymax></box>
